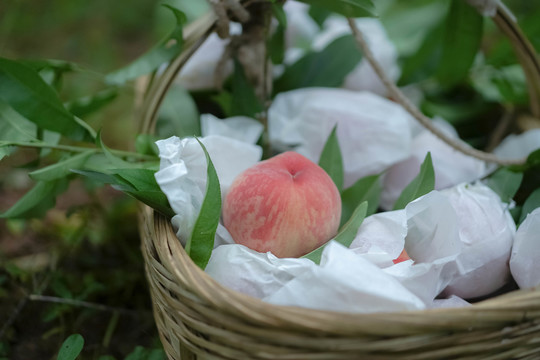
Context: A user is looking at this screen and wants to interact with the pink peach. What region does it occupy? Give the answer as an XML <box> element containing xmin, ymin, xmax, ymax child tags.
<box><xmin>223</xmin><ymin>151</ymin><xmax>342</xmax><ymax>258</ymax></box>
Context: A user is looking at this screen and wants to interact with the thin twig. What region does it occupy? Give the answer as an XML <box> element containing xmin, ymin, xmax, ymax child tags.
<box><xmin>346</xmin><ymin>18</ymin><xmax>526</xmax><ymax>166</ymax></box>
<box><xmin>0</xmin><ymin>141</ymin><xmax>156</xmax><ymax>160</ymax></box>
<box><xmin>486</xmin><ymin>105</ymin><xmax>514</xmax><ymax>152</ymax></box>
<box><xmin>28</xmin><ymin>294</ymin><xmax>147</xmax><ymax>317</ymax></box>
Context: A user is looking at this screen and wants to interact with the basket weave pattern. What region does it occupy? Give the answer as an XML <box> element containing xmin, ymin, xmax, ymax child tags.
<box><xmin>139</xmin><ymin>206</ymin><xmax>540</xmax><ymax>359</ymax></box>
<box><xmin>137</xmin><ymin>4</ymin><xmax>540</xmax><ymax>359</ymax></box>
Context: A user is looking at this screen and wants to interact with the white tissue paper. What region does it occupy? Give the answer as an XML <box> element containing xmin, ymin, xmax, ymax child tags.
<box><xmin>200</xmin><ymin>114</ymin><xmax>264</xmax><ymax>144</ymax></box>
<box><xmin>406</xmin><ymin>183</ymin><xmax>515</xmax><ymax>299</ymax></box>
<box><xmin>494</xmin><ymin>128</ymin><xmax>540</xmax><ymax>161</ymax></box>
<box><xmin>510</xmin><ymin>208</ymin><xmax>540</xmax><ymax>289</ymax></box>
<box><xmin>154</xmin><ymin>135</ymin><xmax>262</xmax><ymax>244</ymax></box>
<box><xmin>312</xmin><ymin>17</ymin><xmax>400</xmax><ymax>97</ymax></box>
<box><xmin>381</xmin><ymin>121</ymin><xmax>487</xmax><ymax>210</ymax></box>
<box><xmin>268</xmin><ymin>88</ymin><xmax>413</xmax><ymax>188</ymax></box>
<box><xmin>283</xmin><ymin>1</ymin><xmax>319</xmax><ymax>50</ymax></box>
<box><xmin>176</xmin><ymin>23</ymin><xmax>241</xmax><ymax>90</ymax></box>
<box><xmin>347</xmin><ymin>203</ymin><xmax>460</xmax><ymax>306</ymax></box>
<box><xmin>207</xmin><ymin>241</ymin><xmax>426</xmax><ymax>313</ymax></box>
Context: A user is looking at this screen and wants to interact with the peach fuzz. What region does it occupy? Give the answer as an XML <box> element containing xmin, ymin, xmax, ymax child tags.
<box><xmin>223</xmin><ymin>151</ymin><xmax>342</xmax><ymax>258</ymax></box>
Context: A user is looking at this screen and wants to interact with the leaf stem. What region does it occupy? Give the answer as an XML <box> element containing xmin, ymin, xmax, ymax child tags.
<box><xmin>0</xmin><ymin>140</ymin><xmax>156</xmax><ymax>161</ymax></box>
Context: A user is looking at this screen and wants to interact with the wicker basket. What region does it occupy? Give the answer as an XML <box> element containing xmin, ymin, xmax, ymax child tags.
<box><xmin>138</xmin><ymin>4</ymin><xmax>540</xmax><ymax>359</ymax></box>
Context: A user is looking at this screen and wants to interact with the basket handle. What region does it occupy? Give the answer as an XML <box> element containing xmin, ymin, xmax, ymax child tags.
<box><xmin>138</xmin><ymin>1</ymin><xmax>536</xmax><ymax>166</ymax></box>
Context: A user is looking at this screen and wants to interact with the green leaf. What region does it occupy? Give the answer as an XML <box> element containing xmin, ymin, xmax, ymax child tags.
<box><xmin>231</xmin><ymin>60</ymin><xmax>263</xmax><ymax>117</ymax></box>
<box><xmin>66</xmin><ymin>88</ymin><xmax>118</xmax><ymax>118</ymax></box>
<box><xmin>111</xmin><ymin>168</ymin><xmax>162</xmax><ymax>192</ymax></box>
<box><xmin>393</xmin><ymin>152</ymin><xmax>435</xmax><ymax>210</ymax></box>
<box><xmin>297</xmin><ymin>0</ymin><xmax>376</xmax><ymax>18</ymax></box>
<box><xmin>436</xmin><ymin>0</ymin><xmax>483</xmax><ymax>86</ymax></box>
<box><xmin>398</xmin><ymin>23</ymin><xmax>444</xmax><ymax>86</ymax></box>
<box><xmin>274</xmin><ymin>35</ymin><xmax>362</xmax><ymax>93</ymax></box>
<box><xmin>0</xmin><ymin>100</ymin><xmax>37</xmax><ymax>141</ymax></box>
<box><xmin>268</xmin><ymin>21</ymin><xmax>286</xmax><ymax>65</ymax></box>
<box><xmin>0</xmin><ymin>179</ymin><xmax>69</xmax><ymax>219</ymax></box>
<box><xmin>156</xmin><ymin>85</ymin><xmax>200</xmax><ymax>138</ymax></box>
<box><xmin>0</xmin><ymin>146</ymin><xmax>12</xmax><ymax>161</ymax></box>
<box><xmin>29</xmin><ymin>150</ymin><xmax>94</xmax><ymax>181</ymax></box>
<box><xmin>340</xmin><ymin>174</ymin><xmax>380</xmax><ymax>227</ymax></box>
<box><xmin>57</xmin><ymin>334</ymin><xmax>84</xmax><ymax>360</ymax></box>
<box><xmin>303</xmin><ymin>201</ymin><xmax>367</xmax><ymax>264</ymax></box>
<box><xmin>72</xmin><ymin>169</ymin><xmax>132</xmax><ymax>190</ymax></box>
<box><xmin>186</xmin><ymin>139</ymin><xmax>222</xmax><ymax>270</ymax></box>
<box><xmin>0</xmin><ymin>57</ymin><xmax>94</xmax><ymax>141</ymax></box>
<box><xmin>519</xmin><ymin>188</ymin><xmax>540</xmax><ymax>225</ymax></box>
<box><xmin>271</xmin><ymin>3</ymin><xmax>287</xmax><ymax>28</ymax></box>
<box><xmin>486</xmin><ymin>167</ymin><xmax>523</xmax><ymax>203</ymax></box>
<box><xmin>96</xmin><ymin>131</ymin><xmax>134</xmax><ymax>169</ymax></box>
<box><xmin>105</xmin><ymin>6</ymin><xmax>186</xmax><ymax>84</ymax></box>
<box><xmin>318</xmin><ymin>125</ymin><xmax>344</xmax><ymax>192</ymax></box>
<box><xmin>308</xmin><ymin>5</ymin><xmax>332</xmax><ymax>29</ymax></box>
<box><xmin>135</xmin><ymin>134</ymin><xmax>160</xmax><ymax>156</ymax></box>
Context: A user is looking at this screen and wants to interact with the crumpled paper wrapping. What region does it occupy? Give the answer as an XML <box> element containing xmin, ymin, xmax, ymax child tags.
<box><xmin>154</xmin><ymin>135</ymin><xmax>261</xmax><ymax>243</ymax></box>
<box><xmin>406</xmin><ymin>183</ymin><xmax>515</xmax><ymax>299</ymax></box>
<box><xmin>494</xmin><ymin>128</ymin><xmax>540</xmax><ymax>161</ymax></box>
<box><xmin>510</xmin><ymin>208</ymin><xmax>540</xmax><ymax>289</ymax></box>
<box><xmin>176</xmin><ymin>23</ymin><xmax>241</xmax><ymax>90</ymax></box>
<box><xmin>381</xmin><ymin>120</ymin><xmax>487</xmax><ymax>210</ymax></box>
<box><xmin>312</xmin><ymin>17</ymin><xmax>400</xmax><ymax>97</ymax></box>
<box><xmin>200</xmin><ymin>114</ymin><xmax>263</xmax><ymax>144</ymax></box>
<box><xmin>207</xmin><ymin>241</ymin><xmax>426</xmax><ymax>313</ymax></box>
<box><xmin>268</xmin><ymin>88</ymin><xmax>413</xmax><ymax>188</ymax></box>
<box><xmin>283</xmin><ymin>1</ymin><xmax>319</xmax><ymax>49</ymax></box>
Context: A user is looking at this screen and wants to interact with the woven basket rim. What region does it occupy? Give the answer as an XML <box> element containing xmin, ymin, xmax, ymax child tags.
<box><xmin>140</xmin><ymin>205</ymin><xmax>540</xmax><ymax>337</ymax></box>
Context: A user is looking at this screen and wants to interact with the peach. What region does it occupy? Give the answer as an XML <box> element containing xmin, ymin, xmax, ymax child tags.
<box><xmin>393</xmin><ymin>249</ymin><xmax>411</xmax><ymax>264</ymax></box>
<box><xmin>223</xmin><ymin>151</ymin><xmax>342</xmax><ymax>258</ymax></box>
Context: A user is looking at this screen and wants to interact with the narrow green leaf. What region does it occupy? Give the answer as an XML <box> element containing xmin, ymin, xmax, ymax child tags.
<box><xmin>0</xmin><ymin>57</ymin><xmax>94</xmax><ymax>141</ymax></box>
<box><xmin>318</xmin><ymin>125</ymin><xmax>344</xmax><ymax>192</ymax></box>
<box><xmin>72</xmin><ymin>169</ymin><xmax>134</xmax><ymax>191</ymax></box>
<box><xmin>398</xmin><ymin>23</ymin><xmax>444</xmax><ymax>86</ymax></box>
<box><xmin>486</xmin><ymin>167</ymin><xmax>523</xmax><ymax>203</ymax></box>
<box><xmin>268</xmin><ymin>22</ymin><xmax>286</xmax><ymax>65</ymax></box>
<box><xmin>66</xmin><ymin>88</ymin><xmax>118</xmax><ymax>118</ymax></box>
<box><xmin>0</xmin><ymin>100</ymin><xmax>37</xmax><ymax>141</ymax></box>
<box><xmin>156</xmin><ymin>85</ymin><xmax>200</xmax><ymax>138</ymax></box>
<box><xmin>303</xmin><ymin>201</ymin><xmax>368</xmax><ymax>264</ymax></box>
<box><xmin>436</xmin><ymin>0</ymin><xmax>483</xmax><ymax>86</ymax></box>
<box><xmin>231</xmin><ymin>60</ymin><xmax>263</xmax><ymax>117</ymax></box>
<box><xmin>0</xmin><ymin>179</ymin><xmax>69</xmax><ymax>219</ymax></box>
<box><xmin>274</xmin><ymin>35</ymin><xmax>362</xmax><ymax>93</ymax></box>
<box><xmin>186</xmin><ymin>139</ymin><xmax>222</xmax><ymax>270</ymax></box>
<box><xmin>393</xmin><ymin>152</ymin><xmax>435</xmax><ymax>210</ymax></box>
<box><xmin>57</xmin><ymin>334</ymin><xmax>84</xmax><ymax>360</ymax></box>
<box><xmin>0</xmin><ymin>146</ymin><xmax>11</xmax><ymax>161</ymax></box>
<box><xmin>297</xmin><ymin>0</ymin><xmax>376</xmax><ymax>18</ymax></box>
<box><xmin>105</xmin><ymin>6</ymin><xmax>186</xmax><ymax>84</ymax></box>
<box><xmin>519</xmin><ymin>188</ymin><xmax>540</xmax><ymax>225</ymax></box>
<box><xmin>96</xmin><ymin>131</ymin><xmax>134</xmax><ymax>169</ymax></box>
<box><xmin>29</xmin><ymin>150</ymin><xmax>94</xmax><ymax>181</ymax></box>
<box><xmin>308</xmin><ymin>5</ymin><xmax>331</xmax><ymax>29</ymax></box>
<box><xmin>123</xmin><ymin>190</ymin><xmax>175</xmax><ymax>219</ymax></box>
<box><xmin>340</xmin><ymin>174</ymin><xmax>380</xmax><ymax>227</ymax></box>
<box><xmin>271</xmin><ymin>3</ymin><xmax>287</xmax><ymax>28</ymax></box>
<box><xmin>112</xmin><ymin>168</ymin><xmax>162</xmax><ymax>192</ymax></box>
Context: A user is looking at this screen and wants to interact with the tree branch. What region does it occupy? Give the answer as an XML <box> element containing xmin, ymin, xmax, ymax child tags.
<box><xmin>346</xmin><ymin>18</ymin><xmax>526</xmax><ymax>166</ymax></box>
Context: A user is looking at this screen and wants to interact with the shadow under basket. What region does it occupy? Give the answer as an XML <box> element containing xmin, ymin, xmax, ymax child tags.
<box><xmin>136</xmin><ymin>4</ymin><xmax>540</xmax><ymax>360</ymax></box>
